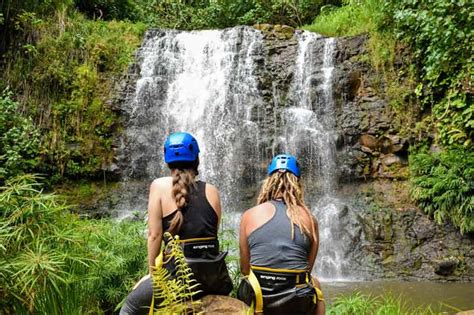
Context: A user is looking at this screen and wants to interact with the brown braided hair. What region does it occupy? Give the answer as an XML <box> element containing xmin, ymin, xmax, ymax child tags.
<box><xmin>167</xmin><ymin>160</ymin><xmax>198</xmax><ymax>235</ymax></box>
<box><xmin>257</xmin><ymin>171</ymin><xmax>316</xmax><ymax>241</ymax></box>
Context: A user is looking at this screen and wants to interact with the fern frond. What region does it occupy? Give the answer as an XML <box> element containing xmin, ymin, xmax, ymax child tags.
<box><xmin>151</xmin><ymin>232</ymin><xmax>201</xmax><ymax>314</ymax></box>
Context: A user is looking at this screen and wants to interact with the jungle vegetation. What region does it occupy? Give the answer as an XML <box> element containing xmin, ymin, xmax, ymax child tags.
<box><xmin>0</xmin><ymin>0</ymin><xmax>472</xmax><ymax>313</ymax></box>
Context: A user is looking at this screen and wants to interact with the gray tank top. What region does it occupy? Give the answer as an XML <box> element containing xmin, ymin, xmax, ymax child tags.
<box><xmin>248</xmin><ymin>200</ymin><xmax>311</xmax><ymax>270</ymax></box>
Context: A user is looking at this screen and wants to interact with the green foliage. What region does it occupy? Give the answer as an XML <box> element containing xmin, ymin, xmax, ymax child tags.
<box><xmin>304</xmin><ymin>0</ymin><xmax>384</xmax><ymax>36</ymax></box>
<box><xmin>151</xmin><ymin>232</ymin><xmax>200</xmax><ymax>314</ymax></box>
<box><xmin>219</xmin><ymin>227</ymin><xmax>241</xmax><ymax>296</ymax></box>
<box><xmin>85</xmin><ymin>218</ymin><xmax>148</xmax><ymax>311</ymax></box>
<box><xmin>410</xmin><ymin>147</ymin><xmax>474</xmax><ymax>234</ymax></box>
<box><xmin>386</xmin><ymin>0</ymin><xmax>474</xmax><ymax>147</ymax></box>
<box><xmin>0</xmin><ymin>90</ymin><xmax>41</xmax><ymax>182</ymax></box>
<box><xmin>0</xmin><ymin>174</ymin><xmax>96</xmax><ymax>312</ymax></box>
<box><xmin>74</xmin><ymin>0</ymin><xmax>155</xmax><ymax>22</ymax></box>
<box><xmin>2</xmin><ymin>12</ymin><xmax>145</xmax><ymax>181</ymax></box>
<box><xmin>303</xmin><ymin>0</ymin><xmax>398</xmax><ymax>90</ymax></box>
<box><xmin>328</xmin><ymin>292</ymin><xmax>434</xmax><ymax>315</ymax></box>
<box><xmin>150</xmin><ymin>0</ymin><xmax>335</xmax><ymax>29</ymax></box>
<box><xmin>0</xmin><ymin>175</ymin><xmax>147</xmax><ymax>313</ymax></box>
<box><xmin>433</xmin><ymin>90</ymin><xmax>473</xmax><ymax>147</ymax></box>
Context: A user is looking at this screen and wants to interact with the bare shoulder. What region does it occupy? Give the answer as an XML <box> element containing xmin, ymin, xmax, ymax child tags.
<box><xmin>204</xmin><ymin>182</ymin><xmax>219</xmax><ymax>195</ymax></box>
<box><xmin>151</xmin><ymin>177</ymin><xmax>172</xmax><ymax>190</ymax></box>
<box><xmin>297</xmin><ymin>205</ymin><xmax>317</xmax><ymax>225</ymax></box>
<box><xmin>242</xmin><ymin>202</ymin><xmax>272</xmax><ymax>219</ymax></box>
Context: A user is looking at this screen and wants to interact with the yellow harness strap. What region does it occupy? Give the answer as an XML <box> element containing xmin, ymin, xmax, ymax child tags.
<box><xmin>247</xmin><ymin>270</ymin><xmax>264</xmax><ymax>313</ymax></box>
<box><xmin>311</xmin><ymin>278</ymin><xmax>325</xmax><ymax>302</ymax></box>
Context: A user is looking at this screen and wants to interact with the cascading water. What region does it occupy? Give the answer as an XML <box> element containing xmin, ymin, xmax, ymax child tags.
<box><xmin>277</xmin><ymin>32</ymin><xmax>350</xmax><ymax>280</ymax></box>
<box><xmin>117</xmin><ymin>27</ymin><xmax>264</xmax><ymax>223</ymax></box>
<box><xmin>117</xmin><ymin>27</ymin><xmax>354</xmax><ymax>280</ymax></box>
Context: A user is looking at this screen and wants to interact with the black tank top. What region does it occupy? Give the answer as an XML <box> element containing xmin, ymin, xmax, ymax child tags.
<box><xmin>162</xmin><ymin>180</ymin><xmax>218</xmax><ymax>239</ymax></box>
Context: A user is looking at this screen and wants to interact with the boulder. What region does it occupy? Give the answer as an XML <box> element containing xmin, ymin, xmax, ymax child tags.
<box><xmin>381</xmin><ymin>154</ymin><xmax>401</xmax><ymax>167</ymax></box>
<box><xmin>359</xmin><ymin>134</ymin><xmax>377</xmax><ymax>150</ymax></box>
<box><xmin>195</xmin><ymin>295</ymin><xmax>250</xmax><ymax>314</ymax></box>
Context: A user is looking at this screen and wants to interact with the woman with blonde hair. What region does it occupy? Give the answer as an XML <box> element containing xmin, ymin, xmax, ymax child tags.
<box><xmin>120</xmin><ymin>132</ymin><xmax>232</xmax><ymax>315</ymax></box>
<box><xmin>238</xmin><ymin>154</ymin><xmax>325</xmax><ymax>314</ymax></box>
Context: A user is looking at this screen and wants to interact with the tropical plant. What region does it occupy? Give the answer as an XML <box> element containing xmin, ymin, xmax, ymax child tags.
<box><xmin>0</xmin><ymin>174</ymin><xmax>148</xmax><ymax>313</ymax></box>
<box><xmin>410</xmin><ymin>147</ymin><xmax>474</xmax><ymax>234</ymax></box>
<box><xmin>2</xmin><ymin>11</ymin><xmax>145</xmax><ymax>181</ymax></box>
<box><xmin>386</xmin><ymin>0</ymin><xmax>473</xmax><ymax>147</ymax></box>
<box><xmin>0</xmin><ymin>174</ymin><xmax>97</xmax><ymax>313</ymax></box>
<box><xmin>219</xmin><ymin>226</ymin><xmax>241</xmax><ymax>296</ymax></box>
<box><xmin>0</xmin><ymin>90</ymin><xmax>41</xmax><ymax>182</ymax></box>
<box><xmin>150</xmin><ymin>232</ymin><xmax>201</xmax><ymax>314</ymax></box>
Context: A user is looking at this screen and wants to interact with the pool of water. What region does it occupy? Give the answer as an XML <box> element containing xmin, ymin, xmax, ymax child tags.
<box><xmin>322</xmin><ymin>281</ymin><xmax>474</xmax><ymax>314</ymax></box>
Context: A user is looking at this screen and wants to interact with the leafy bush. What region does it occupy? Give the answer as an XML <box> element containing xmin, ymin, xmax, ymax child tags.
<box><xmin>0</xmin><ymin>175</ymin><xmax>147</xmax><ymax>313</ymax></box>
<box><xmin>410</xmin><ymin>147</ymin><xmax>474</xmax><ymax>234</ymax></box>
<box><xmin>149</xmin><ymin>0</ymin><xmax>335</xmax><ymax>29</ymax></box>
<box><xmin>386</xmin><ymin>0</ymin><xmax>473</xmax><ymax>147</ymax></box>
<box><xmin>74</xmin><ymin>0</ymin><xmax>153</xmax><ymax>21</ymax></box>
<box><xmin>2</xmin><ymin>12</ymin><xmax>145</xmax><ymax>181</ymax></box>
<box><xmin>0</xmin><ymin>90</ymin><xmax>41</xmax><ymax>182</ymax></box>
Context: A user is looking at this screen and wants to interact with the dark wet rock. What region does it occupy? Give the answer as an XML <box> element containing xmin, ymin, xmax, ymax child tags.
<box><xmin>348</xmin><ymin>186</ymin><xmax>474</xmax><ymax>281</ymax></box>
<box><xmin>412</xmin><ymin>215</ymin><xmax>436</xmax><ymax>240</ymax></box>
<box><xmin>435</xmin><ymin>257</ymin><xmax>459</xmax><ymax>276</ymax></box>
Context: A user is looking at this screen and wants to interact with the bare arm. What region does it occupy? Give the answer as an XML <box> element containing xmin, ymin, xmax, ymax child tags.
<box><xmin>239</xmin><ymin>211</ymin><xmax>251</xmax><ymax>275</ymax></box>
<box><xmin>205</xmin><ymin>183</ymin><xmax>222</xmax><ymax>230</ymax></box>
<box><xmin>308</xmin><ymin>216</ymin><xmax>320</xmax><ymax>271</ymax></box>
<box><xmin>147</xmin><ymin>180</ymin><xmax>163</xmax><ymax>274</ymax></box>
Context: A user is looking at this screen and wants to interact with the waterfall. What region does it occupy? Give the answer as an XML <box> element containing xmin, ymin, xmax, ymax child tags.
<box><xmin>118</xmin><ymin>27</ymin><xmax>264</xmax><ymax>223</ymax></box>
<box><xmin>278</xmin><ymin>33</ymin><xmax>350</xmax><ymax>280</ymax></box>
<box><xmin>117</xmin><ymin>27</ymin><xmax>353</xmax><ymax>280</ymax></box>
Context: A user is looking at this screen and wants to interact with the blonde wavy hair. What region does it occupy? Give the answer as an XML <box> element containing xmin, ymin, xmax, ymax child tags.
<box><xmin>167</xmin><ymin>162</ymin><xmax>198</xmax><ymax>235</ymax></box>
<box><xmin>257</xmin><ymin>171</ymin><xmax>316</xmax><ymax>240</ymax></box>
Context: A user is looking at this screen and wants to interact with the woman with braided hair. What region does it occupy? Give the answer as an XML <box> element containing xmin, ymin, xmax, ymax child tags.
<box><xmin>120</xmin><ymin>132</ymin><xmax>232</xmax><ymax>315</ymax></box>
<box><xmin>238</xmin><ymin>154</ymin><xmax>325</xmax><ymax>315</ymax></box>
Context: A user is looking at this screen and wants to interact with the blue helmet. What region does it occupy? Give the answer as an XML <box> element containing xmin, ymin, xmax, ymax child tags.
<box><xmin>267</xmin><ymin>154</ymin><xmax>301</xmax><ymax>177</ymax></box>
<box><xmin>164</xmin><ymin>132</ymin><xmax>200</xmax><ymax>164</ymax></box>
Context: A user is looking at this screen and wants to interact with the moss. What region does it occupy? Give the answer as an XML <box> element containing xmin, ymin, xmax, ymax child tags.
<box><xmin>2</xmin><ymin>11</ymin><xmax>146</xmax><ymax>181</ymax></box>
<box><xmin>55</xmin><ymin>180</ymin><xmax>119</xmax><ymax>212</ymax></box>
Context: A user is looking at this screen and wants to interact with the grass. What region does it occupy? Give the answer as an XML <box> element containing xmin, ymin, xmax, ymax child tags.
<box><xmin>328</xmin><ymin>292</ymin><xmax>435</xmax><ymax>315</ymax></box>
<box><xmin>303</xmin><ymin>0</ymin><xmax>385</xmax><ymax>37</ymax></box>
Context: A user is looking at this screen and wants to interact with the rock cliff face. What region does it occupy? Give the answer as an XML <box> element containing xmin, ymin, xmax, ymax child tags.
<box><xmin>105</xmin><ymin>25</ymin><xmax>473</xmax><ymax>281</ymax></box>
<box><xmin>248</xmin><ymin>26</ymin><xmax>410</xmax><ymax>183</ymax></box>
<box><xmin>346</xmin><ymin>181</ymin><xmax>473</xmax><ymax>281</ymax></box>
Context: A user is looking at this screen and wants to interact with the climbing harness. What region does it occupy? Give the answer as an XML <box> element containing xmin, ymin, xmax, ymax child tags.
<box><xmin>238</xmin><ymin>265</ymin><xmax>324</xmax><ymax>314</ymax></box>
<box><xmin>149</xmin><ymin>236</ymin><xmax>233</xmax><ymax>314</ymax></box>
